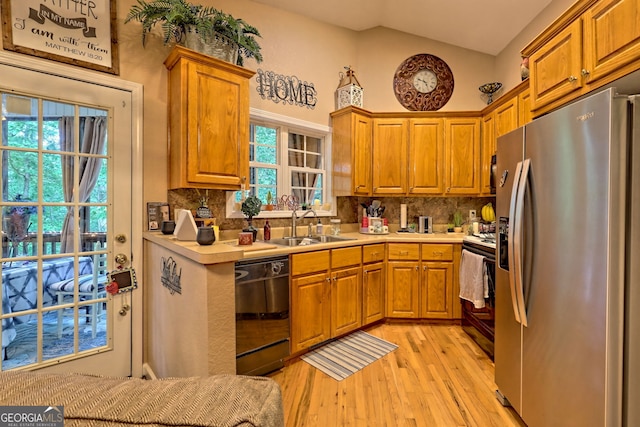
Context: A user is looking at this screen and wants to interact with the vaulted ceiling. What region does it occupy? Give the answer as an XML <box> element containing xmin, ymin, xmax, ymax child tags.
<box><xmin>252</xmin><ymin>0</ymin><xmax>553</xmax><ymax>55</ymax></box>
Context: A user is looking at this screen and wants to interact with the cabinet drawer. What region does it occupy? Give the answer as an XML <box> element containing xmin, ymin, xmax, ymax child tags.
<box><xmin>363</xmin><ymin>244</ymin><xmax>385</xmax><ymax>264</ymax></box>
<box><xmin>422</xmin><ymin>244</ymin><xmax>453</xmax><ymax>261</ymax></box>
<box><xmin>292</xmin><ymin>250</ymin><xmax>330</xmax><ymax>276</ymax></box>
<box><xmin>387</xmin><ymin>243</ymin><xmax>420</xmax><ymax>260</ymax></box>
<box><xmin>331</xmin><ymin>246</ymin><xmax>362</xmax><ymax>269</ymax></box>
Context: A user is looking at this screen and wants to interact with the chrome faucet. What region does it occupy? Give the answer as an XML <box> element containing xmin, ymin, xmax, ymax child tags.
<box><xmin>291</xmin><ymin>209</ymin><xmax>317</xmax><ymax>238</ymax></box>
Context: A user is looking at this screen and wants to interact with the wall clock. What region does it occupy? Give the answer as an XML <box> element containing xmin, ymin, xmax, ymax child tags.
<box><xmin>393</xmin><ymin>54</ymin><xmax>454</xmax><ymax>111</ymax></box>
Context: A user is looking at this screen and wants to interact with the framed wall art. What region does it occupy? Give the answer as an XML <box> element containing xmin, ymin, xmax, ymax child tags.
<box><xmin>1</xmin><ymin>0</ymin><xmax>119</xmax><ymax>74</ymax></box>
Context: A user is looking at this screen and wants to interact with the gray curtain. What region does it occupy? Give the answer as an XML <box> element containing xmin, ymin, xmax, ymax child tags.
<box><xmin>59</xmin><ymin>117</ymin><xmax>107</xmax><ymax>253</ymax></box>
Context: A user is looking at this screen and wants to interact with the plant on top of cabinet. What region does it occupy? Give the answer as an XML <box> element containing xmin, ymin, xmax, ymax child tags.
<box><xmin>125</xmin><ymin>0</ymin><xmax>262</xmax><ymax>66</ymax></box>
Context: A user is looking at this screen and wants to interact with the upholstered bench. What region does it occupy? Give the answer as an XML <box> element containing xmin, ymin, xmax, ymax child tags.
<box><xmin>0</xmin><ymin>371</ymin><xmax>284</xmax><ymax>426</ymax></box>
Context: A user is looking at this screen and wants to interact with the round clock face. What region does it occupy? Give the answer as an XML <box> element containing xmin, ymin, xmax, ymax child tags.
<box><xmin>393</xmin><ymin>54</ymin><xmax>454</xmax><ymax>111</ymax></box>
<box><xmin>413</xmin><ymin>70</ymin><xmax>438</xmax><ymax>93</ymax></box>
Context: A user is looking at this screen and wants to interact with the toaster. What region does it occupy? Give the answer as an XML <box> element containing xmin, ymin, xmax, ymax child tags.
<box><xmin>418</xmin><ymin>216</ymin><xmax>433</xmax><ymax>234</ymax></box>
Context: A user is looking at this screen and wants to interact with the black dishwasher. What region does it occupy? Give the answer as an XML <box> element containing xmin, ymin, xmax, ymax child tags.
<box><xmin>235</xmin><ymin>256</ymin><xmax>290</xmax><ymax>376</ymax></box>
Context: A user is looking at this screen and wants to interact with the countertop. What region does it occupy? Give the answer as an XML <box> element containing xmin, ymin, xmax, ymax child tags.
<box><xmin>144</xmin><ymin>231</ymin><xmax>466</xmax><ymax>264</ymax></box>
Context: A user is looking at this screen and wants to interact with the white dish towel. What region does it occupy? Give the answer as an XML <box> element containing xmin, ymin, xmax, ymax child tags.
<box><xmin>459</xmin><ymin>249</ymin><xmax>488</xmax><ymax>309</ymax></box>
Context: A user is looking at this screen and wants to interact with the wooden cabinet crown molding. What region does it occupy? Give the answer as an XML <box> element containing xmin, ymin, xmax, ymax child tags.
<box><xmin>164</xmin><ymin>46</ymin><xmax>255</xmax><ymax>80</ymax></box>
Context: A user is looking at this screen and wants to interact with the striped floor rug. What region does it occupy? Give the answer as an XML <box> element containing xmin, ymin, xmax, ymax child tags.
<box><xmin>301</xmin><ymin>330</ymin><xmax>398</xmax><ymax>381</ymax></box>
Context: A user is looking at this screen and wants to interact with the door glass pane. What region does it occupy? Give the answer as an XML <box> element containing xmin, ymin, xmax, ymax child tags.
<box><xmin>1</xmin><ymin>91</ymin><xmax>109</xmax><ymax>371</ymax></box>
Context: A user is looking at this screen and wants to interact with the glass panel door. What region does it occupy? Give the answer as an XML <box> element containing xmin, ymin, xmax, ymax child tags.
<box><xmin>0</xmin><ymin>64</ymin><xmax>133</xmax><ymax>375</ymax></box>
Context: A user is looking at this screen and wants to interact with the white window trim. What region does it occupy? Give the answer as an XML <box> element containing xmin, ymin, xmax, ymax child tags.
<box><xmin>226</xmin><ymin>108</ymin><xmax>334</xmax><ymax>219</ymax></box>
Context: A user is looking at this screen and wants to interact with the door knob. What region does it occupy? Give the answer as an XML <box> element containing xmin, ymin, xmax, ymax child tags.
<box><xmin>115</xmin><ymin>234</ymin><xmax>127</xmax><ymax>243</ymax></box>
<box><xmin>115</xmin><ymin>253</ymin><xmax>128</xmax><ymax>265</ymax></box>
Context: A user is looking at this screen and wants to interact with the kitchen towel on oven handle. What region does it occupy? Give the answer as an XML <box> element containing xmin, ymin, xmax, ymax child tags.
<box><xmin>459</xmin><ymin>249</ymin><xmax>488</xmax><ymax>309</ymax></box>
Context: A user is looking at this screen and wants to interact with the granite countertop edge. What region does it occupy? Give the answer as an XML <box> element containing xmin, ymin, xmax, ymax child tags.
<box><xmin>144</xmin><ymin>231</ymin><xmax>466</xmax><ymax>264</ymax></box>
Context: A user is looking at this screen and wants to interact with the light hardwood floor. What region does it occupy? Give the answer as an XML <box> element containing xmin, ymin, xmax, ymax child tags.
<box><xmin>269</xmin><ymin>323</ymin><xmax>526</xmax><ymax>427</ymax></box>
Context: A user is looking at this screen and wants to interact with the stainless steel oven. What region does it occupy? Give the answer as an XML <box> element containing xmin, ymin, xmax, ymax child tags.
<box><xmin>461</xmin><ymin>235</ymin><xmax>496</xmax><ymax>359</ymax></box>
<box><xmin>235</xmin><ymin>256</ymin><xmax>289</xmax><ymax>376</ymax></box>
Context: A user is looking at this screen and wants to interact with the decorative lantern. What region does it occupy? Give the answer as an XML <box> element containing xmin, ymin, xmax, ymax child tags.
<box><xmin>335</xmin><ymin>66</ymin><xmax>364</xmax><ymax>109</ymax></box>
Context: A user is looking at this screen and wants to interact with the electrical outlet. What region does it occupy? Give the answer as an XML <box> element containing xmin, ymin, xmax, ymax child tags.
<box><xmin>469</xmin><ymin>210</ymin><xmax>477</xmax><ymax>221</ymax></box>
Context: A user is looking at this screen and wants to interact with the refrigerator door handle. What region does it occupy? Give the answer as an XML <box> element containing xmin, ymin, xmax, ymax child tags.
<box><xmin>513</xmin><ymin>158</ymin><xmax>530</xmax><ymax>327</ymax></box>
<box><xmin>508</xmin><ymin>160</ymin><xmax>523</xmax><ymax>324</ymax></box>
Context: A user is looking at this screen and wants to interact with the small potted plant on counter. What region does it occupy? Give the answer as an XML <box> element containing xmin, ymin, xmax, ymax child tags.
<box><xmin>241</xmin><ymin>195</ymin><xmax>262</xmax><ymax>241</ymax></box>
<box><xmin>265</xmin><ymin>191</ymin><xmax>275</xmax><ymax>211</ymax></box>
<box><xmin>453</xmin><ymin>210</ymin><xmax>464</xmax><ymax>233</ymax></box>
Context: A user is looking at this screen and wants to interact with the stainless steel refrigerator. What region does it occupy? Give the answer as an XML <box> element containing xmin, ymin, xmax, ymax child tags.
<box><xmin>495</xmin><ymin>87</ymin><xmax>640</xmax><ymax>427</ymax></box>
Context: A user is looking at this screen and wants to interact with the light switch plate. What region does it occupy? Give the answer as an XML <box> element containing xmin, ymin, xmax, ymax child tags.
<box><xmin>469</xmin><ymin>210</ymin><xmax>477</xmax><ymax>221</ymax></box>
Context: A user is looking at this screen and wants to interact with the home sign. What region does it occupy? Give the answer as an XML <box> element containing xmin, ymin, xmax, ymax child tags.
<box><xmin>256</xmin><ymin>69</ymin><xmax>317</xmax><ymax>109</ymax></box>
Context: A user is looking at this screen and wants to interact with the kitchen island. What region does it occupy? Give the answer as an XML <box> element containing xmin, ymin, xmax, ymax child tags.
<box><xmin>143</xmin><ymin>230</ymin><xmax>466</xmax><ymax>377</ymax></box>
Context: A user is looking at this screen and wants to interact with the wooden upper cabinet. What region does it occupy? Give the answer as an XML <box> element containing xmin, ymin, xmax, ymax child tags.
<box><xmin>494</xmin><ymin>97</ymin><xmax>519</xmax><ymax>138</ymax></box>
<box><xmin>331</xmin><ymin>108</ymin><xmax>372</xmax><ymax>196</ymax></box>
<box><xmin>529</xmin><ymin>19</ymin><xmax>584</xmax><ymax>111</ymax></box>
<box><xmin>408</xmin><ymin>118</ymin><xmax>444</xmax><ymax>195</ymax></box>
<box><xmin>372</xmin><ymin>118</ymin><xmax>408</xmax><ymax>195</ymax></box>
<box><xmin>524</xmin><ymin>0</ymin><xmax>640</xmax><ymax>116</ymax></box>
<box><xmin>518</xmin><ymin>89</ymin><xmax>533</xmax><ymax>126</ymax></box>
<box><xmin>444</xmin><ymin>117</ymin><xmax>481</xmax><ymax>195</ymax></box>
<box><xmin>165</xmin><ymin>47</ymin><xmax>255</xmax><ymax>190</ymax></box>
<box><xmin>583</xmin><ymin>0</ymin><xmax>640</xmax><ymax>83</ymax></box>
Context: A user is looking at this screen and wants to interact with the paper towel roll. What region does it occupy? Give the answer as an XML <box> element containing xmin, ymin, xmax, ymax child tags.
<box><xmin>400</xmin><ymin>204</ymin><xmax>407</xmax><ymax>228</ymax></box>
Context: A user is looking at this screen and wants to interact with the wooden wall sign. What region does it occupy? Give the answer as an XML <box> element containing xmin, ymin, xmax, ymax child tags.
<box><xmin>1</xmin><ymin>0</ymin><xmax>119</xmax><ymax>74</ymax></box>
<box><xmin>256</xmin><ymin>69</ymin><xmax>317</xmax><ymax>109</ymax></box>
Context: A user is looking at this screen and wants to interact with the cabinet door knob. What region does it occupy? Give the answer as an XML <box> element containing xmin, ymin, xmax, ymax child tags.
<box><xmin>415</xmin><ymin>266</ymin><xmax>419</xmax><ymax>271</ymax></box>
<box><xmin>581</xmin><ymin>69</ymin><xmax>590</xmax><ymax>77</ymax></box>
<box><xmin>568</xmin><ymin>75</ymin><xmax>578</xmax><ymax>83</ymax></box>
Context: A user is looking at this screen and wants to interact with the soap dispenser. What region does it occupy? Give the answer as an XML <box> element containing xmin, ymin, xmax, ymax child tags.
<box><xmin>316</xmin><ymin>219</ymin><xmax>323</xmax><ymax>235</ymax></box>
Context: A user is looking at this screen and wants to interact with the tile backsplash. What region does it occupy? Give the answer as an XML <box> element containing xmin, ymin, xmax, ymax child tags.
<box><xmin>167</xmin><ymin>189</ymin><xmax>495</xmax><ymax>232</ymax></box>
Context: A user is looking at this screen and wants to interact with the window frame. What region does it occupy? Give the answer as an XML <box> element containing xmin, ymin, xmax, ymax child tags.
<box><xmin>226</xmin><ymin>108</ymin><xmax>333</xmax><ymax>219</ymax></box>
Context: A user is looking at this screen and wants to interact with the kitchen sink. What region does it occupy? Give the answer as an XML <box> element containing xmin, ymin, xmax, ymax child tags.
<box><xmin>312</xmin><ymin>235</ymin><xmax>355</xmax><ymax>243</ymax></box>
<box><xmin>269</xmin><ymin>237</ymin><xmax>315</xmax><ymax>247</ymax></box>
<box><xmin>270</xmin><ymin>235</ymin><xmax>356</xmax><ymax>247</ymax></box>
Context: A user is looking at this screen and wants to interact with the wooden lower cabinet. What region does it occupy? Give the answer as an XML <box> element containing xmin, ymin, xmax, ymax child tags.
<box><xmin>362</xmin><ymin>244</ymin><xmax>386</xmax><ymax>324</ymax></box>
<box><xmin>363</xmin><ymin>261</ymin><xmax>385</xmax><ymax>324</ymax></box>
<box><xmin>331</xmin><ymin>265</ymin><xmax>362</xmax><ymax>337</ymax></box>
<box><xmin>386</xmin><ymin>261</ymin><xmax>420</xmax><ymax>318</ymax></box>
<box><xmin>420</xmin><ymin>262</ymin><xmax>454</xmax><ymax>318</ymax></box>
<box><xmin>291</xmin><ymin>271</ymin><xmax>331</xmax><ymax>353</ymax></box>
<box><xmin>291</xmin><ymin>251</ymin><xmax>331</xmax><ymax>353</ymax></box>
<box><xmin>291</xmin><ymin>247</ymin><xmax>363</xmax><ymax>353</ymax></box>
<box><xmin>387</xmin><ymin>243</ymin><xmax>458</xmax><ymax>319</ymax></box>
<box><xmin>292</xmin><ymin>242</ymin><xmax>459</xmax><ymax>352</ymax></box>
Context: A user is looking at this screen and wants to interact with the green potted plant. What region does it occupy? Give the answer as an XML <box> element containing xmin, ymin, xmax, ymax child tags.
<box><xmin>453</xmin><ymin>211</ymin><xmax>464</xmax><ymax>233</ymax></box>
<box><xmin>241</xmin><ymin>195</ymin><xmax>262</xmax><ymax>241</ymax></box>
<box><xmin>209</xmin><ymin>10</ymin><xmax>263</xmax><ymax>66</ymax></box>
<box><xmin>125</xmin><ymin>0</ymin><xmax>263</xmax><ymax>66</ymax></box>
<box><xmin>265</xmin><ymin>191</ymin><xmax>275</xmax><ymax>211</ymax></box>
